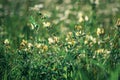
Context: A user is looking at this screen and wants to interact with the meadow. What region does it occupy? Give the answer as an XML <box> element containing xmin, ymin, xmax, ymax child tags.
<box><xmin>0</xmin><ymin>0</ymin><xmax>120</xmax><ymax>80</ymax></box>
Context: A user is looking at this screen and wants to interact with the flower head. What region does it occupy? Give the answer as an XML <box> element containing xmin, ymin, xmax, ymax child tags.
<box><xmin>4</xmin><ymin>39</ymin><xmax>10</xmax><ymax>45</ymax></box>
<box><xmin>43</xmin><ymin>22</ymin><xmax>51</xmax><ymax>27</ymax></box>
<box><xmin>96</xmin><ymin>28</ymin><xmax>104</xmax><ymax>36</ymax></box>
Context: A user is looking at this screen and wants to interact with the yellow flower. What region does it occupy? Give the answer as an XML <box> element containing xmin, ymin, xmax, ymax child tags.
<box><xmin>48</xmin><ymin>36</ymin><xmax>59</xmax><ymax>44</ymax></box>
<box><xmin>43</xmin><ymin>22</ymin><xmax>51</xmax><ymax>27</ymax></box>
<box><xmin>75</xmin><ymin>31</ymin><xmax>82</xmax><ymax>36</ymax></box>
<box><xmin>42</xmin><ymin>45</ymin><xmax>48</xmax><ymax>52</ymax></box>
<box><xmin>84</xmin><ymin>16</ymin><xmax>89</xmax><ymax>21</ymax></box>
<box><xmin>53</xmin><ymin>36</ymin><xmax>59</xmax><ymax>43</ymax></box>
<box><xmin>75</xmin><ymin>25</ymin><xmax>82</xmax><ymax>31</ymax></box>
<box><xmin>27</xmin><ymin>43</ymin><xmax>33</xmax><ymax>48</ymax></box>
<box><xmin>20</xmin><ymin>39</ymin><xmax>27</xmax><ymax>46</ymax></box>
<box><xmin>116</xmin><ymin>18</ymin><xmax>120</xmax><ymax>27</ymax></box>
<box><xmin>35</xmin><ymin>43</ymin><xmax>41</xmax><ymax>49</ymax></box>
<box><xmin>48</xmin><ymin>37</ymin><xmax>54</xmax><ymax>44</ymax></box>
<box><xmin>68</xmin><ymin>39</ymin><xmax>76</xmax><ymax>45</ymax></box>
<box><xmin>96</xmin><ymin>28</ymin><xmax>104</xmax><ymax>36</ymax></box>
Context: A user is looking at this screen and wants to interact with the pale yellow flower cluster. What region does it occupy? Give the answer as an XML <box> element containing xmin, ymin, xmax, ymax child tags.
<box><xmin>116</xmin><ymin>18</ymin><xmax>120</xmax><ymax>27</ymax></box>
<box><xmin>77</xmin><ymin>12</ymin><xmax>89</xmax><ymax>23</ymax></box>
<box><xmin>4</xmin><ymin>39</ymin><xmax>11</xmax><ymax>49</ymax></box>
<box><xmin>20</xmin><ymin>39</ymin><xmax>33</xmax><ymax>51</ymax></box>
<box><xmin>65</xmin><ymin>32</ymin><xmax>76</xmax><ymax>45</ymax></box>
<box><xmin>94</xmin><ymin>48</ymin><xmax>111</xmax><ymax>59</ymax></box>
<box><xmin>48</xmin><ymin>36</ymin><xmax>59</xmax><ymax>44</ymax></box>
<box><xmin>67</xmin><ymin>39</ymin><xmax>76</xmax><ymax>45</ymax></box>
<box><xmin>20</xmin><ymin>39</ymin><xmax>28</xmax><ymax>47</ymax></box>
<box><xmin>75</xmin><ymin>25</ymin><xmax>82</xmax><ymax>31</ymax></box>
<box><xmin>84</xmin><ymin>35</ymin><xmax>97</xmax><ymax>45</ymax></box>
<box><xmin>34</xmin><ymin>43</ymin><xmax>49</xmax><ymax>52</ymax></box>
<box><xmin>95</xmin><ymin>49</ymin><xmax>110</xmax><ymax>54</ymax></box>
<box><xmin>43</xmin><ymin>22</ymin><xmax>51</xmax><ymax>27</ymax></box>
<box><xmin>41</xmin><ymin>45</ymin><xmax>48</xmax><ymax>52</ymax></box>
<box><xmin>96</xmin><ymin>28</ymin><xmax>104</xmax><ymax>36</ymax></box>
<box><xmin>4</xmin><ymin>39</ymin><xmax>10</xmax><ymax>45</ymax></box>
<box><xmin>90</xmin><ymin>0</ymin><xmax>99</xmax><ymax>5</ymax></box>
<box><xmin>75</xmin><ymin>31</ymin><xmax>82</xmax><ymax>37</ymax></box>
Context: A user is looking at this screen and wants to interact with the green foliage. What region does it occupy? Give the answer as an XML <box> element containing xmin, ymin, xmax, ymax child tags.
<box><xmin>0</xmin><ymin>0</ymin><xmax>120</xmax><ymax>80</ymax></box>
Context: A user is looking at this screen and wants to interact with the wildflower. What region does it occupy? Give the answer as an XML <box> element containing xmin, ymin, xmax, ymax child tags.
<box><xmin>75</xmin><ymin>31</ymin><xmax>82</xmax><ymax>36</ymax></box>
<box><xmin>75</xmin><ymin>25</ymin><xmax>82</xmax><ymax>31</ymax></box>
<box><xmin>95</xmin><ymin>49</ymin><xmax>111</xmax><ymax>59</ymax></box>
<box><xmin>95</xmin><ymin>49</ymin><xmax>104</xmax><ymax>53</ymax></box>
<box><xmin>68</xmin><ymin>32</ymin><xmax>72</xmax><ymax>36</ymax></box>
<box><xmin>95</xmin><ymin>49</ymin><xmax>110</xmax><ymax>54</ymax></box>
<box><xmin>84</xmin><ymin>16</ymin><xmax>89</xmax><ymax>21</ymax></box>
<box><xmin>78</xmin><ymin>12</ymin><xmax>84</xmax><ymax>22</ymax></box>
<box><xmin>90</xmin><ymin>0</ymin><xmax>99</xmax><ymax>5</ymax></box>
<box><xmin>116</xmin><ymin>18</ymin><xmax>120</xmax><ymax>27</ymax></box>
<box><xmin>20</xmin><ymin>39</ymin><xmax>27</xmax><ymax>47</ymax></box>
<box><xmin>27</xmin><ymin>43</ymin><xmax>33</xmax><ymax>48</ymax></box>
<box><xmin>42</xmin><ymin>45</ymin><xmax>48</xmax><ymax>52</ymax></box>
<box><xmin>66</xmin><ymin>32</ymin><xmax>73</xmax><ymax>38</ymax></box>
<box><xmin>4</xmin><ymin>39</ymin><xmax>9</xmax><ymax>45</ymax></box>
<box><xmin>35</xmin><ymin>43</ymin><xmax>41</xmax><ymax>49</ymax></box>
<box><xmin>84</xmin><ymin>35</ymin><xmax>97</xmax><ymax>45</ymax></box>
<box><xmin>48</xmin><ymin>37</ymin><xmax>54</xmax><ymax>44</ymax></box>
<box><xmin>96</xmin><ymin>28</ymin><xmax>104</xmax><ymax>36</ymax></box>
<box><xmin>43</xmin><ymin>22</ymin><xmax>51</xmax><ymax>27</ymax></box>
<box><xmin>30</xmin><ymin>4</ymin><xmax>43</xmax><ymax>11</ymax></box>
<box><xmin>53</xmin><ymin>36</ymin><xmax>59</xmax><ymax>43</ymax></box>
<box><xmin>84</xmin><ymin>40</ymin><xmax>88</xmax><ymax>44</ymax></box>
<box><xmin>48</xmin><ymin>36</ymin><xmax>59</xmax><ymax>44</ymax></box>
<box><xmin>68</xmin><ymin>39</ymin><xmax>76</xmax><ymax>45</ymax></box>
<box><xmin>78</xmin><ymin>17</ymin><xmax>84</xmax><ymax>23</ymax></box>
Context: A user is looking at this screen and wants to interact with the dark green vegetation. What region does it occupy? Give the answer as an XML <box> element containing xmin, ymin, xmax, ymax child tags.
<box><xmin>0</xmin><ymin>0</ymin><xmax>120</xmax><ymax>80</ymax></box>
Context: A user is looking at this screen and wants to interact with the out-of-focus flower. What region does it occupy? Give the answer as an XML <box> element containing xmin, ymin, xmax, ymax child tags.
<box><xmin>78</xmin><ymin>17</ymin><xmax>84</xmax><ymax>23</ymax></box>
<box><xmin>53</xmin><ymin>36</ymin><xmax>59</xmax><ymax>43</ymax></box>
<box><xmin>84</xmin><ymin>40</ymin><xmax>88</xmax><ymax>44</ymax></box>
<box><xmin>30</xmin><ymin>4</ymin><xmax>44</xmax><ymax>11</ymax></box>
<box><xmin>75</xmin><ymin>25</ymin><xmax>82</xmax><ymax>31</ymax></box>
<box><xmin>27</xmin><ymin>43</ymin><xmax>33</xmax><ymax>48</ymax></box>
<box><xmin>48</xmin><ymin>36</ymin><xmax>59</xmax><ymax>44</ymax></box>
<box><xmin>116</xmin><ymin>18</ymin><xmax>120</xmax><ymax>27</ymax></box>
<box><xmin>84</xmin><ymin>35</ymin><xmax>97</xmax><ymax>45</ymax></box>
<box><xmin>20</xmin><ymin>39</ymin><xmax>28</xmax><ymax>47</ymax></box>
<box><xmin>84</xmin><ymin>16</ymin><xmax>89</xmax><ymax>21</ymax></box>
<box><xmin>96</xmin><ymin>28</ymin><xmax>104</xmax><ymax>36</ymax></box>
<box><xmin>43</xmin><ymin>22</ymin><xmax>51</xmax><ymax>27</ymax></box>
<box><xmin>66</xmin><ymin>32</ymin><xmax>73</xmax><ymax>38</ymax></box>
<box><xmin>95</xmin><ymin>49</ymin><xmax>111</xmax><ymax>55</ymax></box>
<box><xmin>48</xmin><ymin>37</ymin><xmax>54</xmax><ymax>44</ymax></box>
<box><xmin>78</xmin><ymin>12</ymin><xmax>84</xmax><ymax>23</ymax></box>
<box><xmin>75</xmin><ymin>31</ymin><xmax>82</xmax><ymax>36</ymax></box>
<box><xmin>35</xmin><ymin>43</ymin><xmax>41</xmax><ymax>49</ymax></box>
<box><xmin>67</xmin><ymin>39</ymin><xmax>76</xmax><ymax>45</ymax></box>
<box><xmin>4</xmin><ymin>39</ymin><xmax>10</xmax><ymax>45</ymax></box>
<box><xmin>41</xmin><ymin>45</ymin><xmax>48</xmax><ymax>52</ymax></box>
<box><xmin>90</xmin><ymin>0</ymin><xmax>99</xmax><ymax>5</ymax></box>
<box><xmin>94</xmin><ymin>48</ymin><xmax>111</xmax><ymax>59</ymax></box>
